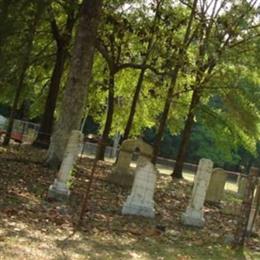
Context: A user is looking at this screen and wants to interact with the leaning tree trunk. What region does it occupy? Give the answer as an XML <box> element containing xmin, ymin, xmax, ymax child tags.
<box><xmin>33</xmin><ymin>44</ymin><xmax>67</xmax><ymax>148</ymax></box>
<box><xmin>122</xmin><ymin>68</ymin><xmax>146</xmax><ymax>142</ymax></box>
<box><xmin>96</xmin><ymin>72</ymin><xmax>115</xmax><ymax>161</ymax></box>
<box><xmin>3</xmin><ymin>2</ymin><xmax>43</xmax><ymax>146</ymax></box>
<box><xmin>47</xmin><ymin>0</ymin><xmax>103</xmax><ymax>169</ymax></box>
<box><xmin>172</xmin><ymin>89</ymin><xmax>201</xmax><ymax>179</ymax></box>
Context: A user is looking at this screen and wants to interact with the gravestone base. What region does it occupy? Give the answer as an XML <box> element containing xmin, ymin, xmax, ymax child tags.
<box><xmin>182</xmin><ymin>208</ymin><xmax>204</xmax><ymax>228</ymax></box>
<box><xmin>122</xmin><ymin>200</ymin><xmax>155</xmax><ymax>218</ymax></box>
<box><xmin>48</xmin><ymin>179</ymin><xmax>70</xmax><ymax>201</ymax></box>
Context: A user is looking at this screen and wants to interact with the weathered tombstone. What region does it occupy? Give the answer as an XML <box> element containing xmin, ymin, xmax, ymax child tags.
<box><xmin>182</xmin><ymin>158</ymin><xmax>213</xmax><ymax>228</ymax></box>
<box><xmin>122</xmin><ymin>157</ymin><xmax>158</xmax><ymax>218</ymax></box>
<box><xmin>108</xmin><ymin>138</ymin><xmax>153</xmax><ymax>187</ymax></box>
<box><xmin>48</xmin><ymin>130</ymin><xmax>83</xmax><ymax>200</ymax></box>
<box><xmin>237</xmin><ymin>176</ymin><xmax>248</xmax><ymax>199</ymax></box>
<box><xmin>206</xmin><ymin>168</ymin><xmax>227</xmax><ymax>204</ymax></box>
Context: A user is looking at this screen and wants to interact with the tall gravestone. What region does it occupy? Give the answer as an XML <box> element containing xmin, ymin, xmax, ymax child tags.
<box><xmin>122</xmin><ymin>158</ymin><xmax>158</xmax><ymax>218</ymax></box>
<box><xmin>206</xmin><ymin>168</ymin><xmax>227</xmax><ymax>204</ymax></box>
<box><xmin>182</xmin><ymin>158</ymin><xmax>213</xmax><ymax>227</ymax></box>
<box><xmin>48</xmin><ymin>130</ymin><xmax>83</xmax><ymax>200</ymax></box>
<box><xmin>108</xmin><ymin>138</ymin><xmax>153</xmax><ymax>187</ymax></box>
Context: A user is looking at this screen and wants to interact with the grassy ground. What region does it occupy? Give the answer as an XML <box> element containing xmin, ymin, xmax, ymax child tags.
<box><xmin>0</xmin><ymin>146</ymin><xmax>259</xmax><ymax>260</ymax></box>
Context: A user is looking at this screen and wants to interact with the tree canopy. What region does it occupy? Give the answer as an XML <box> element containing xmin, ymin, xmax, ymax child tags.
<box><xmin>0</xmin><ymin>0</ymin><xmax>259</xmax><ymax>170</ymax></box>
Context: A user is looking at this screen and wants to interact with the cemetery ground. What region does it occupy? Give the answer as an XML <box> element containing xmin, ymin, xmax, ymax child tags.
<box><xmin>0</xmin><ymin>146</ymin><xmax>259</xmax><ymax>260</ymax></box>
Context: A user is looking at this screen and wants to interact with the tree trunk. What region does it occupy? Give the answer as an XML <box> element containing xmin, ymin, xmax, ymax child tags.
<box><xmin>95</xmin><ymin>72</ymin><xmax>115</xmax><ymax>160</ymax></box>
<box><xmin>120</xmin><ymin>0</ymin><xmax>163</xmax><ymax>143</ymax></box>
<box><xmin>2</xmin><ymin>70</ymin><xmax>26</xmax><ymax>146</ymax></box>
<box><xmin>33</xmin><ymin>44</ymin><xmax>67</xmax><ymax>148</ymax></box>
<box><xmin>122</xmin><ymin>68</ymin><xmax>145</xmax><ymax>141</ymax></box>
<box><xmin>0</xmin><ymin>0</ymin><xmax>11</xmax><ymax>58</ymax></box>
<box><xmin>172</xmin><ymin>89</ymin><xmax>201</xmax><ymax>179</ymax></box>
<box><xmin>152</xmin><ymin>67</ymin><xmax>179</xmax><ymax>163</ymax></box>
<box><xmin>47</xmin><ymin>0</ymin><xmax>102</xmax><ymax>169</ymax></box>
<box><xmin>33</xmin><ymin>10</ymin><xmax>75</xmax><ymax>149</ymax></box>
<box><xmin>3</xmin><ymin>2</ymin><xmax>43</xmax><ymax>146</ymax></box>
<box><xmin>151</xmin><ymin>0</ymin><xmax>198</xmax><ymax>163</ymax></box>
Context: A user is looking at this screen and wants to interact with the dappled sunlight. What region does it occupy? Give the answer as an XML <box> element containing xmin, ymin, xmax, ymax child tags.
<box><xmin>0</xmin><ymin>147</ymin><xmax>259</xmax><ymax>259</ymax></box>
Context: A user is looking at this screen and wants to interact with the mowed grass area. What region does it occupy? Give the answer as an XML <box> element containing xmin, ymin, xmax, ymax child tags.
<box><xmin>0</xmin><ymin>146</ymin><xmax>259</xmax><ymax>260</ymax></box>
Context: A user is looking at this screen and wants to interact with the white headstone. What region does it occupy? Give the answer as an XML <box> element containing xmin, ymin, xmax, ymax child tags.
<box><xmin>48</xmin><ymin>130</ymin><xmax>83</xmax><ymax>200</ymax></box>
<box><xmin>182</xmin><ymin>158</ymin><xmax>213</xmax><ymax>227</ymax></box>
<box><xmin>122</xmin><ymin>158</ymin><xmax>158</xmax><ymax>218</ymax></box>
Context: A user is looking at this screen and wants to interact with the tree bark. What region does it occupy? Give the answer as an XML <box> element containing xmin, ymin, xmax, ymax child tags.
<box><xmin>0</xmin><ymin>0</ymin><xmax>11</xmax><ymax>59</ymax></box>
<box><xmin>47</xmin><ymin>0</ymin><xmax>103</xmax><ymax>169</ymax></box>
<box><xmin>172</xmin><ymin>89</ymin><xmax>201</xmax><ymax>179</ymax></box>
<box><xmin>33</xmin><ymin>45</ymin><xmax>67</xmax><ymax>148</ymax></box>
<box><xmin>95</xmin><ymin>72</ymin><xmax>115</xmax><ymax>161</ymax></box>
<box><xmin>3</xmin><ymin>2</ymin><xmax>43</xmax><ymax>146</ymax></box>
<box><xmin>33</xmin><ymin>12</ymin><xmax>75</xmax><ymax>148</ymax></box>
<box><xmin>122</xmin><ymin>68</ymin><xmax>146</xmax><ymax>141</ymax></box>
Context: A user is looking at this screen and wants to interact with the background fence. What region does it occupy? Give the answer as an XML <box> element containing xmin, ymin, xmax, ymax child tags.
<box><xmin>0</xmin><ymin>119</ymin><xmax>243</xmax><ymax>181</ymax></box>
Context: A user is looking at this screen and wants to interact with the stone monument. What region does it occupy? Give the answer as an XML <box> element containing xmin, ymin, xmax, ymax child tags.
<box><xmin>206</xmin><ymin>168</ymin><xmax>227</xmax><ymax>204</ymax></box>
<box><xmin>108</xmin><ymin>138</ymin><xmax>153</xmax><ymax>187</ymax></box>
<box><xmin>48</xmin><ymin>130</ymin><xmax>83</xmax><ymax>200</ymax></box>
<box><xmin>237</xmin><ymin>175</ymin><xmax>248</xmax><ymax>198</ymax></box>
<box><xmin>122</xmin><ymin>158</ymin><xmax>158</xmax><ymax>218</ymax></box>
<box><xmin>182</xmin><ymin>158</ymin><xmax>213</xmax><ymax>227</ymax></box>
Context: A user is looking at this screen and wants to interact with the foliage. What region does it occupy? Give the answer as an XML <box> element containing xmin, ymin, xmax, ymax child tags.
<box><xmin>0</xmin><ymin>0</ymin><xmax>259</xmax><ymax>166</ymax></box>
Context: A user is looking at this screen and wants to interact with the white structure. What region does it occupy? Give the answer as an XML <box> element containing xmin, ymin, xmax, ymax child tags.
<box><xmin>48</xmin><ymin>130</ymin><xmax>83</xmax><ymax>200</ymax></box>
<box><xmin>182</xmin><ymin>158</ymin><xmax>213</xmax><ymax>227</ymax></box>
<box><xmin>122</xmin><ymin>158</ymin><xmax>158</xmax><ymax>218</ymax></box>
